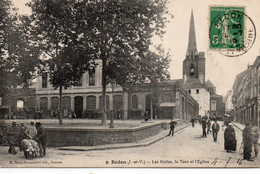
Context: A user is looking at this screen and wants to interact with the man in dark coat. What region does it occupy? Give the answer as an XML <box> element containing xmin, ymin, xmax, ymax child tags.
<box><xmin>8</xmin><ymin>121</ymin><xmax>19</xmax><ymax>154</ymax></box>
<box><xmin>35</xmin><ymin>122</ymin><xmax>46</xmax><ymax>157</ymax></box>
<box><xmin>191</xmin><ymin>117</ymin><xmax>195</xmax><ymax>127</ymax></box>
<box><xmin>18</xmin><ymin>123</ymin><xmax>27</xmax><ymax>151</ymax></box>
<box><xmin>224</xmin><ymin>123</ymin><xmax>236</xmax><ymax>152</ymax></box>
<box><xmin>201</xmin><ymin>118</ymin><xmax>207</xmax><ymax>137</ymax></box>
<box><xmin>144</xmin><ymin>111</ymin><xmax>149</xmax><ymax>122</ymax></box>
<box><xmin>167</xmin><ymin>120</ymin><xmax>177</xmax><ymax>136</ymax></box>
<box><xmin>242</xmin><ymin>123</ymin><xmax>253</xmax><ymax>160</ymax></box>
<box><xmin>212</xmin><ymin>120</ymin><xmax>220</xmax><ymax>142</ymax></box>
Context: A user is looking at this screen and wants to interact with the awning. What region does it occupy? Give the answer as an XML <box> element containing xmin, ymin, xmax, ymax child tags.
<box><xmin>160</xmin><ymin>102</ymin><xmax>175</xmax><ymax>107</ymax></box>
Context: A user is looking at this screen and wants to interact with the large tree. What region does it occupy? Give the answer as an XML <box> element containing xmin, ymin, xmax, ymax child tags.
<box><xmin>0</xmin><ymin>0</ymin><xmax>40</xmax><ymax>100</ymax></box>
<box><xmin>28</xmin><ymin>0</ymin><xmax>171</xmax><ymax>125</ymax></box>
<box><xmin>28</xmin><ymin>0</ymin><xmax>96</xmax><ymax>125</ymax></box>
<box><xmin>78</xmin><ymin>0</ymin><xmax>172</xmax><ymax>124</ymax></box>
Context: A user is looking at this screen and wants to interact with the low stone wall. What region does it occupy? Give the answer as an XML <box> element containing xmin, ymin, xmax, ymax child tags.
<box><xmin>46</xmin><ymin>119</ymin><xmax>180</xmax><ymax>147</ymax></box>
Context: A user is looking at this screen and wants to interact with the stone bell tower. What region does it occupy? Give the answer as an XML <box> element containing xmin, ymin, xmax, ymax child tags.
<box><xmin>183</xmin><ymin>10</ymin><xmax>205</xmax><ymax>85</ymax></box>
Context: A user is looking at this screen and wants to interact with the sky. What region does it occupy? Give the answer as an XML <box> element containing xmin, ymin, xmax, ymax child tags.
<box><xmin>12</xmin><ymin>0</ymin><xmax>260</xmax><ymax>97</ymax></box>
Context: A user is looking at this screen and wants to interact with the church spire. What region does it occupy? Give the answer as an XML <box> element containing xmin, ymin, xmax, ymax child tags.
<box><xmin>186</xmin><ymin>10</ymin><xmax>198</xmax><ymax>58</ymax></box>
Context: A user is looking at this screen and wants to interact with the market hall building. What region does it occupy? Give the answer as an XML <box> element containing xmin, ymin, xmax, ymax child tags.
<box><xmin>33</xmin><ymin>58</ymin><xmax>199</xmax><ymax>120</ymax></box>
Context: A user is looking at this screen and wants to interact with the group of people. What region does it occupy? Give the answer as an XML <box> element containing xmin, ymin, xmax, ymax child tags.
<box><xmin>200</xmin><ymin>117</ymin><xmax>214</xmax><ymax>138</ymax></box>
<box><xmin>193</xmin><ymin>116</ymin><xmax>259</xmax><ymax>161</ymax></box>
<box><xmin>5</xmin><ymin>120</ymin><xmax>46</xmax><ymax>158</ymax></box>
<box><xmin>224</xmin><ymin>122</ymin><xmax>259</xmax><ymax>161</ymax></box>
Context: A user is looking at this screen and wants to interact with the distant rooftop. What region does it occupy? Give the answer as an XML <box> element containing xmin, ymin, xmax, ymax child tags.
<box><xmin>182</xmin><ymin>78</ymin><xmax>204</xmax><ymax>89</ymax></box>
<box><xmin>205</xmin><ymin>79</ymin><xmax>215</xmax><ymax>88</ymax></box>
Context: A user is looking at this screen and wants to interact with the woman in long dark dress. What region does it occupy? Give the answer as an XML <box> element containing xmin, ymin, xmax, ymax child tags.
<box><xmin>224</xmin><ymin>123</ymin><xmax>236</xmax><ymax>152</ymax></box>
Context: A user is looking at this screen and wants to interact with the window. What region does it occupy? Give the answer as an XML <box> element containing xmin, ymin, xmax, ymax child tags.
<box><xmin>17</xmin><ymin>99</ymin><xmax>24</xmax><ymax>110</ymax></box>
<box><xmin>42</xmin><ymin>73</ymin><xmax>47</xmax><ymax>88</ymax></box>
<box><xmin>87</xmin><ymin>96</ymin><xmax>96</xmax><ymax>110</ymax></box>
<box><xmin>188</xmin><ymin>90</ymin><xmax>191</xmax><ymax>94</ymax></box>
<box><xmin>89</xmin><ymin>69</ymin><xmax>95</xmax><ymax>86</ymax></box>
<box><xmin>132</xmin><ymin>95</ymin><xmax>138</xmax><ymax>109</ymax></box>
<box><xmin>196</xmin><ymin>89</ymin><xmax>199</xmax><ymax>94</ymax></box>
<box><xmin>211</xmin><ymin>100</ymin><xmax>217</xmax><ymax>111</ymax></box>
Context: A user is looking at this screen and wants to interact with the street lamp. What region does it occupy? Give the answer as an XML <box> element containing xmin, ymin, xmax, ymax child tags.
<box><xmin>109</xmin><ymin>79</ymin><xmax>116</xmax><ymax>128</ymax></box>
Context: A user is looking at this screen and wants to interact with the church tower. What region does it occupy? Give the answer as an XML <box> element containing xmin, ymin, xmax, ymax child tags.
<box><xmin>183</xmin><ymin>10</ymin><xmax>205</xmax><ymax>85</ymax></box>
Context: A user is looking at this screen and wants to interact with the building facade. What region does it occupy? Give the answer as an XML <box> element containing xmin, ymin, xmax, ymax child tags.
<box><xmin>2</xmin><ymin>58</ymin><xmax>199</xmax><ymax>120</ymax></box>
<box><xmin>230</xmin><ymin>56</ymin><xmax>260</xmax><ymax>128</ymax></box>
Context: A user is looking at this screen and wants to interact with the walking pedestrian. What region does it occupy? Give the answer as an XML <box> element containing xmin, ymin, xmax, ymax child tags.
<box><xmin>211</xmin><ymin>120</ymin><xmax>220</xmax><ymax>142</ymax></box>
<box><xmin>201</xmin><ymin>118</ymin><xmax>207</xmax><ymax>137</ymax></box>
<box><xmin>7</xmin><ymin>121</ymin><xmax>19</xmax><ymax>154</ymax></box>
<box><xmin>207</xmin><ymin>119</ymin><xmax>211</xmax><ymax>134</ymax></box>
<box><xmin>144</xmin><ymin>111</ymin><xmax>149</xmax><ymax>122</ymax></box>
<box><xmin>242</xmin><ymin>123</ymin><xmax>253</xmax><ymax>161</ymax></box>
<box><xmin>25</xmin><ymin>121</ymin><xmax>37</xmax><ymax>140</ymax></box>
<box><xmin>167</xmin><ymin>120</ymin><xmax>177</xmax><ymax>136</ymax></box>
<box><xmin>117</xmin><ymin>109</ymin><xmax>121</xmax><ymax>119</ymax></box>
<box><xmin>35</xmin><ymin>122</ymin><xmax>46</xmax><ymax>157</ymax></box>
<box><xmin>191</xmin><ymin>117</ymin><xmax>195</xmax><ymax>127</ymax></box>
<box><xmin>251</xmin><ymin>123</ymin><xmax>259</xmax><ymax>158</ymax></box>
<box><xmin>224</xmin><ymin>123</ymin><xmax>236</xmax><ymax>152</ymax></box>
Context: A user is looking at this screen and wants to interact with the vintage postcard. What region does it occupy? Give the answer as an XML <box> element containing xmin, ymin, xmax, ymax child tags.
<box><xmin>0</xmin><ymin>0</ymin><xmax>260</xmax><ymax>169</ymax></box>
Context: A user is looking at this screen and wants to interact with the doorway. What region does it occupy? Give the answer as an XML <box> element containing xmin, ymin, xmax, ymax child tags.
<box><xmin>74</xmin><ymin>96</ymin><xmax>83</xmax><ymax>118</ymax></box>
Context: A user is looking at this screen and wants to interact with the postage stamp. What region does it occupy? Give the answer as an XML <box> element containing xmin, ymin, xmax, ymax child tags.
<box><xmin>209</xmin><ymin>6</ymin><xmax>256</xmax><ymax>57</ymax></box>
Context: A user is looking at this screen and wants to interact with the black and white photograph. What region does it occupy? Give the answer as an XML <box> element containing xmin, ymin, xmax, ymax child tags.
<box><xmin>0</xmin><ymin>0</ymin><xmax>260</xmax><ymax>169</ymax></box>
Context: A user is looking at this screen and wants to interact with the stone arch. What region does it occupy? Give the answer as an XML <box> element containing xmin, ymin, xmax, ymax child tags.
<box><xmin>40</xmin><ymin>97</ymin><xmax>48</xmax><ymax>111</ymax></box>
<box><xmin>51</xmin><ymin>97</ymin><xmax>59</xmax><ymax>110</ymax></box>
<box><xmin>74</xmin><ymin>96</ymin><xmax>83</xmax><ymax>118</ymax></box>
<box><xmin>99</xmin><ymin>95</ymin><xmax>109</xmax><ymax>109</ymax></box>
<box><xmin>87</xmin><ymin>95</ymin><xmax>96</xmax><ymax>110</ymax></box>
<box><xmin>62</xmin><ymin>96</ymin><xmax>71</xmax><ymax>117</ymax></box>
<box><xmin>62</xmin><ymin>96</ymin><xmax>71</xmax><ymax>111</ymax></box>
<box><xmin>113</xmin><ymin>95</ymin><xmax>122</xmax><ymax>110</ymax></box>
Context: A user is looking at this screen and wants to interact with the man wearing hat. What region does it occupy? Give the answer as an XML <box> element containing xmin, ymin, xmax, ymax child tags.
<box><xmin>35</xmin><ymin>122</ymin><xmax>46</xmax><ymax>157</ymax></box>
<box><xmin>8</xmin><ymin>121</ymin><xmax>19</xmax><ymax>154</ymax></box>
<box><xmin>18</xmin><ymin>122</ymin><xmax>27</xmax><ymax>151</ymax></box>
<box><xmin>25</xmin><ymin>121</ymin><xmax>37</xmax><ymax>140</ymax></box>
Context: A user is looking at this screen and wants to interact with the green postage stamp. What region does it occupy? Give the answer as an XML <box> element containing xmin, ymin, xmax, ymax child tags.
<box><xmin>209</xmin><ymin>6</ymin><xmax>256</xmax><ymax>57</ymax></box>
<box><xmin>209</xmin><ymin>7</ymin><xmax>245</xmax><ymax>50</ymax></box>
